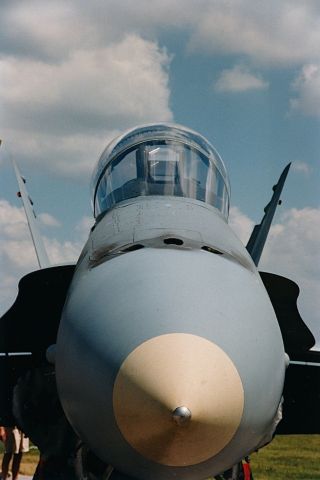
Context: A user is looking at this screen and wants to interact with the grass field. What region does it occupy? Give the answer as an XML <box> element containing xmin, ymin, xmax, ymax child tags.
<box><xmin>1</xmin><ymin>435</ymin><xmax>320</xmax><ymax>478</ymax></box>
<box><xmin>0</xmin><ymin>444</ymin><xmax>39</xmax><ymax>476</ymax></box>
<box><xmin>250</xmin><ymin>435</ymin><xmax>320</xmax><ymax>480</ymax></box>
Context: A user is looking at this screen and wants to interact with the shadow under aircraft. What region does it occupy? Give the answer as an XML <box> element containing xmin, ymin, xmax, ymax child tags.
<box><xmin>0</xmin><ymin>123</ymin><xmax>319</xmax><ymax>480</ymax></box>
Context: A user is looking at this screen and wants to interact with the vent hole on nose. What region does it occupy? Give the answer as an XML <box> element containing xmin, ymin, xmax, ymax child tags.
<box><xmin>201</xmin><ymin>246</ymin><xmax>223</xmax><ymax>254</ymax></box>
<box><xmin>163</xmin><ymin>238</ymin><xmax>184</xmax><ymax>246</ymax></box>
<box><xmin>122</xmin><ymin>244</ymin><xmax>145</xmax><ymax>252</ymax></box>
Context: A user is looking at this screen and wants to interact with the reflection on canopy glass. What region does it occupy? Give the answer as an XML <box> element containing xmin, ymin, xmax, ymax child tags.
<box><xmin>92</xmin><ymin>124</ymin><xmax>230</xmax><ymax>218</ymax></box>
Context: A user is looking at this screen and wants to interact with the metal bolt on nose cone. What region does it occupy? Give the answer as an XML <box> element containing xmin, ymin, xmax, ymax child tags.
<box><xmin>172</xmin><ymin>406</ymin><xmax>192</xmax><ymax>426</ymax></box>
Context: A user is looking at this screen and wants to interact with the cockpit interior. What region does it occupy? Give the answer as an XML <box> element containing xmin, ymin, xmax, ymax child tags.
<box><xmin>91</xmin><ymin>124</ymin><xmax>230</xmax><ymax>219</ymax></box>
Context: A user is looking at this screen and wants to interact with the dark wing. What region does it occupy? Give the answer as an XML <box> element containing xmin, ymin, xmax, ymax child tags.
<box><xmin>260</xmin><ymin>271</ymin><xmax>320</xmax><ymax>434</ymax></box>
<box><xmin>0</xmin><ymin>265</ymin><xmax>75</xmax><ymax>424</ymax></box>
<box><xmin>277</xmin><ymin>352</ymin><xmax>320</xmax><ymax>434</ymax></box>
<box><xmin>0</xmin><ymin>160</ymin><xmax>83</xmax><ymax>475</ymax></box>
<box><xmin>260</xmin><ymin>272</ymin><xmax>315</xmax><ymax>355</ymax></box>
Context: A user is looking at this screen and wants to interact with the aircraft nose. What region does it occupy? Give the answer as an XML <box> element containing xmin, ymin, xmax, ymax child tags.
<box><xmin>113</xmin><ymin>333</ymin><xmax>244</xmax><ymax>467</ymax></box>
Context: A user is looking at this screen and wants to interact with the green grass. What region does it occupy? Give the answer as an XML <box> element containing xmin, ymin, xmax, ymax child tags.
<box><xmin>250</xmin><ymin>435</ymin><xmax>320</xmax><ymax>479</ymax></box>
<box><xmin>1</xmin><ymin>435</ymin><xmax>320</xmax><ymax>478</ymax></box>
<box><xmin>0</xmin><ymin>443</ymin><xmax>39</xmax><ymax>476</ymax></box>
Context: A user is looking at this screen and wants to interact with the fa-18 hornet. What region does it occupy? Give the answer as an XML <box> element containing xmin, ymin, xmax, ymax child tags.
<box><xmin>0</xmin><ymin>123</ymin><xmax>319</xmax><ymax>480</ymax></box>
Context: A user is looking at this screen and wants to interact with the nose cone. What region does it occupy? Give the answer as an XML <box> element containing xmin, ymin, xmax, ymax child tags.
<box><xmin>113</xmin><ymin>333</ymin><xmax>244</xmax><ymax>466</ymax></box>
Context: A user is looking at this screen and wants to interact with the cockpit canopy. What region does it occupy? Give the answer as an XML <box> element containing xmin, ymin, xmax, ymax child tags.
<box><xmin>91</xmin><ymin>123</ymin><xmax>230</xmax><ymax>219</ymax></box>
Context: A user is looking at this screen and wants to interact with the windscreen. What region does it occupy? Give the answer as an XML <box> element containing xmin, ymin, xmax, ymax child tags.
<box><xmin>92</xmin><ymin>124</ymin><xmax>230</xmax><ymax>218</ymax></box>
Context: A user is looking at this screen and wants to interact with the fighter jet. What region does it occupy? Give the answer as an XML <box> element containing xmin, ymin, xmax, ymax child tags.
<box><xmin>0</xmin><ymin>123</ymin><xmax>319</xmax><ymax>480</ymax></box>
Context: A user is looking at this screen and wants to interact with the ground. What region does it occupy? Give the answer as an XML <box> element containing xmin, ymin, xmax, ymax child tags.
<box><xmin>0</xmin><ymin>436</ymin><xmax>320</xmax><ymax>479</ymax></box>
<box><xmin>250</xmin><ymin>435</ymin><xmax>320</xmax><ymax>480</ymax></box>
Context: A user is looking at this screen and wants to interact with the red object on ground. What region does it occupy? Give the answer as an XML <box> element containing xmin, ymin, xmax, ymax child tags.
<box><xmin>243</xmin><ymin>462</ymin><xmax>252</xmax><ymax>480</ymax></box>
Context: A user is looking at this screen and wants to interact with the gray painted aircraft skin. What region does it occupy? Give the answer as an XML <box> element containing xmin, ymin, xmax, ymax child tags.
<box><xmin>6</xmin><ymin>123</ymin><xmax>314</xmax><ymax>480</ymax></box>
<box><xmin>56</xmin><ymin>199</ymin><xmax>286</xmax><ymax>479</ymax></box>
<box><xmin>53</xmin><ymin>124</ymin><xmax>286</xmax><ymax>479</ymax></box>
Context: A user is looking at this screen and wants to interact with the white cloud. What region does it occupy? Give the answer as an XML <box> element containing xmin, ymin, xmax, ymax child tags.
<box><xmin>292</xmin><ymin>161</ymin><xmax>312</xmax><ymax>175</ymax></box>
<box><xmin>230</xmin><ymin>205</ymin><xmax>320</xmax><ymax>345</ymax></box>
<box><xmin>214</xmin><ymin>65</ymin><xmax>269</xmax><ymax>93</ymax></box>
<box><xmin>290</xmin><ymin>64</ymin><xmax>320</xmax><ymax>116</ymax></box>
<box><xmin>261</xmin><ymin>208</ymin><xmax>320</xmax><ymax>281</ymax></box>
<box><xmin>76</xmin><ymin>216</ymin><xmax>94</xmax><ymax>242</ymax></box>
<box><xmin>0</xmin><ymin>34</ymin><xmax>173</xmax><ymax>178</ymax></box>
<box><xmin>0</xmin><ymin>199</ymin><xmax>38</xmax><ymax>312</ymax></box>
<box><xmin>0</xmin><ymin>199</ymin><xmax>81</xmax><ymax>315</ymax></box>
<box><xmin>1</xmin><ymin>36</ymin><xmax>172</xmax><ymax>127</ymax></box>
<box><xmin>189</xmin><ymin>1</ymin><xmax>320</xmax><ymax>66</ymax></box>
<box><xmin>260</xmin><ymin>208</ymin><xmax>320</xmax><ymax>344</ymax></box>
<box><xmin>44</xmin><ymin>238</ymin><xmax>81</xmax><ymax>265</ymax></box>
<box><xmin>1</xmin><ymin>1</ymin><xmax>320</xmax><ymax>182</ymax></box>
<box><xmin>229</xmin><ymin>206</ymin><xmax>255</xmax><ymax>244</ymax></box>
<box><xmin>2</xmin><ymin>1</ymin><xmax>320</xmax><ymax>67</ymax></box>
<box><xmin>38</xmin><ymin>212</ymin><xmax>61</xmax><ymax>227</ymax></box>
<box><xmin>1</xmin><ymin>1</ymin><xmax>104</xmax><ymax>61</ymax></box>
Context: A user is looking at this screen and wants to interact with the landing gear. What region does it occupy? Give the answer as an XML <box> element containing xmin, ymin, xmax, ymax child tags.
<box><xmin>12</xmin><ymin>365</ymin><xmax>81</xmax><ymax>480</ymax></box>
<box><xmin>216</xmin><ymin>458</ymin><xmax>253</xmax><ymax>480</ymax></box>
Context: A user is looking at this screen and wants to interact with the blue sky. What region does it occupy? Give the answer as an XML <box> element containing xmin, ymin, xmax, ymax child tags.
<box><xmin>0</xmin><ymin>1</ymin><xmax>319</xmax><ymax>343</ymax></box>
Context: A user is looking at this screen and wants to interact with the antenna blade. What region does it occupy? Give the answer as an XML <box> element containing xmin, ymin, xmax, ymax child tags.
<box><xmin>12</xmin><ymin>160</ymin><xmax>51</xmax><ymax>269</ymax></box>
<box><xmin>246</xmin><ymin>163</ymin><xmax>291</xmax><ymax>266</ymax></box>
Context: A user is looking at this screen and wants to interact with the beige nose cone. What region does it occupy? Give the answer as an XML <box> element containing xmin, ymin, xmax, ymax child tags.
<box><xmin>113</xmin><ymin>333</ymin><xmax>244</xmax><ymax>466</ymax></box>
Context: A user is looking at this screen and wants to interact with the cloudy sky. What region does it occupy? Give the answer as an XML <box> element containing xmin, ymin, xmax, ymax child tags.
<box><xmin>0</xmin><ymin>0</ymin><xmax>319</xmax><ymax>345</ymax></box>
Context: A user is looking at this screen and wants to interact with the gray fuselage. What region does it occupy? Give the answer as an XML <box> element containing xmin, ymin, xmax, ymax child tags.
<box><xmin>56</xmin><ymin>196</ymin><xmax>286</xmax><ymax>479</ymax></box>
